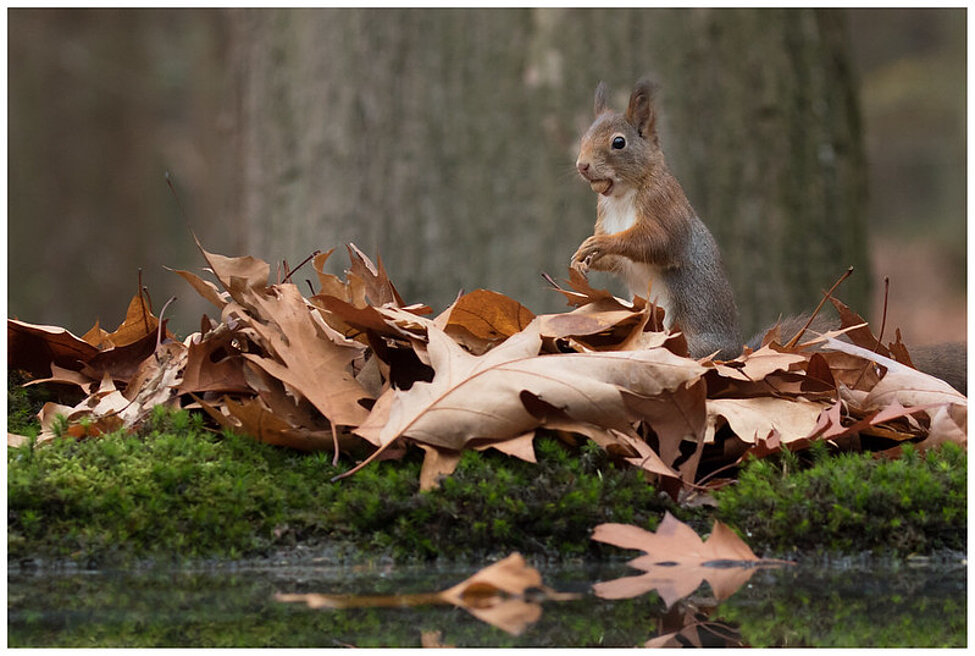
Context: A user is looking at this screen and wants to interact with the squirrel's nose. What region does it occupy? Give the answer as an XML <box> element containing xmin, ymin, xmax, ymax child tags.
<box><xmin>577</xmin><ymin>161</ymin><xmax>590</xmax><ymax>176</ymax></box>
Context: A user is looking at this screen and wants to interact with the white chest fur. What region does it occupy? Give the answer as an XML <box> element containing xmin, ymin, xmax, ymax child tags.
<box><xmin>599</xmin><ymin>189</ymin><xmax>639</xmax><ymax>235</ymax></box>
<box><xmin>598</xmin><ymin>191</ymin><xmax>674</xmax><ymax>327</ymax></box>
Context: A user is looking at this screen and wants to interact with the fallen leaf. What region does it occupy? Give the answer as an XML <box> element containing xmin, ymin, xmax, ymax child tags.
<box><xmin>441</xmin><ymin>289</ymin><xmax>535</xmax><ymax>354</ymax></box>
<box><xmin>340</xmin><ymin>320</ymin><xmax>705</xmax><ymax>480</ymax></box>
<box><xmin>24</xmin><ymin>363</ymin><xmax>96</xmax><ymax>395</ymax></box>
<box><xmin>7</xmin><ymin>319</ymin><xmax>99</xmax><ymax>378</ymax></box>
<box><xmin>420</xmin><ymin>630</ymin><xmax>454</xmax><ymax>648</ymax></box>
<box><xmin>346</xmin><ymin>243</ymin><xmax>404</xmax><ymax>307</ymax></box>
<box><xmin>178</xmin><ymin>326</ymin><xmax>251</xmax><ymax>395</ymax></box>
<box><xmin>709</xmin><ymin>344</ymin><xmax>807</xmax><ymax>382</ymax></box>
<box><xmin>237</xmin><ymin>284</ymin><xmax>372</xmax><ymax>428</ymax></box>
<box><xmin>707</xmin><ymin>397</ymin><xmax>825</xmax><ymax>445</ymax></box>
<box><xmin>195</xmin><ymin>395</ymin><xmax>344</xmax><ymax>452</ymax></box>
<box><xmin>167</xmin><ymin>266</ymin><xmax>229</xmax><ymax>310</ymax></box>
<box><xmin>418</xmin><ymin>444</ymin><xmax>462</xmax><ymax>492</ymax></box>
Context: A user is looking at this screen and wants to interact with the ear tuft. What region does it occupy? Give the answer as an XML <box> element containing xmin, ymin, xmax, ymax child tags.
<box><xmin>625</xmin><ymin>77</ymin><xmax>660</xmax><ymax>145</ymax></box>
<box><xmin>593</xmin><ymin>81</ymin><xmax>610</xmax><ymax>117</ymax></box>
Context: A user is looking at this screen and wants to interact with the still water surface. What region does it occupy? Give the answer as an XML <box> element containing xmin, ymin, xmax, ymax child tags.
<box><xmin>8</xmin><ymin>556</ymin><xmax>966</xmax><ymax>647</ymax></box>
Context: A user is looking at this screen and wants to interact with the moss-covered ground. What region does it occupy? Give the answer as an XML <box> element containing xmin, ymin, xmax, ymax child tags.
<box><xmin>7</xmin><ymin>375</ymin><xmax>967</xmax><ymax>566</ymax></box>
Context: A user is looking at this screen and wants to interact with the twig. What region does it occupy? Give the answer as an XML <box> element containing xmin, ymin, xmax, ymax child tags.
<box><xmin>784</xmin><ymin>266</ymin><xmax>853</xmax><ymax>349</ymax></box>
<box><xmin>283</xmin><ymin>250</ymin><xmax>322</xmax><ymax>284</ymax></box>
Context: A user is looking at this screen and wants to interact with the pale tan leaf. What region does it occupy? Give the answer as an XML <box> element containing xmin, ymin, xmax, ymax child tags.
<box><xmin>25</xmin><ymin>363</ymin><xmax>96</xmax><ymax>395</ymax></box>
<box><xmin>167</xmin><ymin>266</ymin><xmax>228</xmax><ymax>309</ymax></box>
<box><xmin>710</xmin><ymin>344</ymin><xmax>807</xmax><ymax>382</ymax></box>
<box><xmin>418</xmin><ymin>444</ymin><xmax>462</xmax><ymax>491</ymax></box>
<box><xmin>472</xmin><ymin>432</ymin><xmax>537</xmax><ymax>463</ymax></box>
<box><xmin>377</xmin><ymin>320</ymin><xmax>707</xmax><ymax>452</ymax></box>
<box><xmin>707</xmin><ymin>397</ymin><xmax>825</xmax><ymax>444</ymax></box>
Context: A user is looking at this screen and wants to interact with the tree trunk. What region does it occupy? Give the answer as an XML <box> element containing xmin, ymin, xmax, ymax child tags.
<box><xmin>230</xmin><ymin>8</ymin><xmax>868</xmax><ymax>340</ymax></box>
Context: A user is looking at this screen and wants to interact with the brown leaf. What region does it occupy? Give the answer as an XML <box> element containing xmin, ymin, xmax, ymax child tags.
<box><xmin>622</xmin><ymin>380</ymin><xmax>707</xmax><ymax>471</ymax></box>
<box><xmin>313</xmin><ymin>248</ymin><xmax>367</xmax><ymax>307</ymax></box>
<box><xmin>238</xmin><ymin>284</ymin><xmax>372</xmax><ymax>428</ymax></box>
<box><xmin>710</xmin><ymin>345</ymin><xmax>807</xmax><ymax>382</ymax></box>
<box><xmin>194</xmin><ymin>238</ymin><xmax>270</xmax><ymax>308</ymax></box>
<box><xmin>346</xmin><ymin>243</ymin><xmax>404</xmax><ymax>307</ymax></box>
<box><xmin>167</xmin><ymin>266</ymin><xmax>228</xmax><ymax>310</ymax></box>
<box><xmin>917</xmin><ymin>403</ymin><xmax>967</xmax><ymax>450</ymax></box>
<box><xmin>178</xmin><ymin>326</ymin><xmax>251</xmax><ymax>396</ymax></box>
<box><xmin>441</xmin><ymin>289</ymin><xmax>536</xmax><ymax>355</ymax></box>
<box><xmin>101</xmin><ymin>293</ymin><xmax>161</xmax><ymax>348</ymax></box>
<box><xmin>707</xmin><ymin>397</ymin><xmax>825</xmax><ymax>445</ymax></box>
<box><xmin>549</xmin><ymin>267</ymin><xmax>634</xmax><ymax>310</ymax></box>
<box><xmin>420</xmin><ymin>630</ymin><xmax>454</xmax><ymax>648</ymax></box>
<box><xmin>81</xmin><ymin>325</ymin><xmax>168</xmax><ymax>384</ymax></box>
<box><xmin>25</xmin><ymin>363</ymin><xmax>96</xmax><ymax>395</ymax></box>
<box><xmin>365</xmin><ymin>320</ymin><xmax>706</xmax><ymax>456</ymax></box>
<box><xmin>418</xmin><ymin>444</ymin><xmax>462</xmax><ymax>492</ymax></box>
<box><xmin>195</xmin><ymin>395</ymin><xmax>342</xmax><ymax>452</ymax></box>
<box><xmin>472</xmin><ymin>431</ymin><xmax>537</xmax><ymax>463</ymax></box>
<box><xmin>122</xmin><ymin>341</ymin><xmax>187</xmax><ymax>410</ymax></box>
<box><xmin>8</xmin><ymin>319</ymin><xmax>99</xmax><ymax>378</ymax></box>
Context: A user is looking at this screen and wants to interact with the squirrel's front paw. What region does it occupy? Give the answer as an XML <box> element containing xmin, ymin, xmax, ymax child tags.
<box><xmin>571</xmin><ymin>236</ymin><xmax>604</xmax><ymax>273</ymax></box>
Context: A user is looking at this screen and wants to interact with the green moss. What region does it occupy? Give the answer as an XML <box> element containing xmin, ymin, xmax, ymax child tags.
<box><xmin>713</xmin><ymin>442</ymin><xmax>967</xmax><ymax>556</ymax></box>
<box><xmin>8</xmin><ymin>404</ymin><xmax>676</xmax><ymax>565</ymax></box>
<box><xmin>8</xmin><ymin>369</ymin><xmax>53</xmax><ymax>436</ymax></box>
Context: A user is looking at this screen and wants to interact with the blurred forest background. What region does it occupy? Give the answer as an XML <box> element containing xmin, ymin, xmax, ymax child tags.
<box><xmin>8</xmin><ymin>8</ymin><xmax>966</xmax><ymax>348</ymax></box>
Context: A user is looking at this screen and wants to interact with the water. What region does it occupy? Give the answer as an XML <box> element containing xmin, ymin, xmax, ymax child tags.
<box><xmin>7</xmin><ymin>555</ymin><xmax>966</xmax><ymax>647</ymax></box>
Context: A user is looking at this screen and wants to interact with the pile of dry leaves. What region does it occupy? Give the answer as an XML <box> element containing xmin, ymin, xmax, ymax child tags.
<box><xmin>8</xmin><ymin>241</ymin><xmax>967</xmax><ymax>496</ymax></box>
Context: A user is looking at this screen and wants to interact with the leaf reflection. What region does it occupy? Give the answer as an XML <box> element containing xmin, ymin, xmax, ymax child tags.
<box><xmin>592</xmin><ymin>512</ymin><xmax>791</xmax><ymax>608</ymax></box>
<box><xmin>275</xmin><ymin>552</ymin><xmax>578</xmax><ymax>636</ymax></box>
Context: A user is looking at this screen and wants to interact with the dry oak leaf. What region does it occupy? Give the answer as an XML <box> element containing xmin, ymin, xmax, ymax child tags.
<box><xmin>709</xmin><ymin>344</ymin><xmax>807</xmax><ymax>383</ymax></box>
<box><xmin>344</xmin><ymin>319</ymin><xmax>707</xmax><ymax>477</ymax></box>
<box><xmin>346</xmin><ymin>242</ymin><xmax>405</xmax><ymax>307</ymax></box>
<box><xmin>707</xmin><ymin>396</ymin><xmax>825</xmax><ymax>445</ymax></box>
<box><xmin>592</xmin><ymin>512</ymin><xmax>790</xmax><ymax>608</ymax></box>
<box><xmin>195</xmin><ymin>394</ymin><xmax>344</xmax><ymax>452</ymax></box>
<box><xmin>312</xmin><ymin>248</ymin><xmax>368</xmax><ymax>308</ymax></box>
<box><xmin>8</xmin><ymin>319</ymin><xmax>99</xmax><ymax>378</ymax></box>
<box><xmin>236</xmin><ymin>283</ymin><xmax>372</xmax><ymax>428</ymax></box>
<box><xmin>438</xmin><ymin>288</ymin><xmax>535</xmax><ymax>355</ymax></box>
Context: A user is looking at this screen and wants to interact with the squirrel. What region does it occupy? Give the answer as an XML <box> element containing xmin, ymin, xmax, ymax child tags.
<box><xmin>571</xmin><ymin>78</ymin><xmax>967</xmax><ymax>394</ymax></box>
<box><xmin>571</xmin><ymin>77</ymin><xmax>741</xmax><ymax>360</ymax></box>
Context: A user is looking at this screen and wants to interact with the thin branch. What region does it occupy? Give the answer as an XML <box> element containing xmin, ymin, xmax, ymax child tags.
<box><xmin>784</xmin><ymin>266</ymin><xmax>853</xmax><ymax>349</ymax></box>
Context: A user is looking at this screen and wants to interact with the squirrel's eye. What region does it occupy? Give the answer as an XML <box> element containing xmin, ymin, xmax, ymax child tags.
<box><xmin>612</xmin><ymin>136</ymin><xmax>626</xmax><ymax>150</ymax></box>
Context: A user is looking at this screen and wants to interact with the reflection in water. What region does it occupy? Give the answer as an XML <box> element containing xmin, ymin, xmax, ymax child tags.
<box><xmin>7</xmin><ymin>556</ymin><xmax>966</xmax><ymax>647</ymax></box>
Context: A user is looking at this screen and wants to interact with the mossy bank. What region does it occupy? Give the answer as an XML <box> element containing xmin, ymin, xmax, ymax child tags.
<box><xmin>8</xmin><ymin>379</ymin><xmax>967</xmax><ymax>567</ymax></box>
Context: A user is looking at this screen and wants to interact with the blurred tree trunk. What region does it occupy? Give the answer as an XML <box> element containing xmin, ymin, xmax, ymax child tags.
<box><xmin>8</xmin><ymin>9</ymin><xmax>234</xmax><ymax>336</ymax></box>
<box><xmin>233</xmin><ymin>8</ymin><xmax>871</xmax><ymax>338</ymax></box>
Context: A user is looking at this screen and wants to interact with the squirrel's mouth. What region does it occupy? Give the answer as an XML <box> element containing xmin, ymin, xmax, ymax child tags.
<box><xmin>589</xmin><ymin>179</ymin><xmax>613</xmax><ymax>196</ymax></box>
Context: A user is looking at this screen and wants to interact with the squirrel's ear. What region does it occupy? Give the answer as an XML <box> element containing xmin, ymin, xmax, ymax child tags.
<box><xmin>593</xmin><ymin>81</ymin><xmax>609</xmax><ymax>117</ymax></box>
<box><xmin>625</xmin><ymin>78</ymin><xmax>660</xmax><ymax>145</ymax></box>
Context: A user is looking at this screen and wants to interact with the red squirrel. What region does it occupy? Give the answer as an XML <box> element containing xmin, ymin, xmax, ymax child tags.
<box><xmin>571</xmin><ymin>78</ymin><xmax>741</xmax><ymax>359</ymax></box>
<box><xmin>571</xmin><ymin>78</ymin><xmax>967</xmax><ymax>394</ymax></box>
